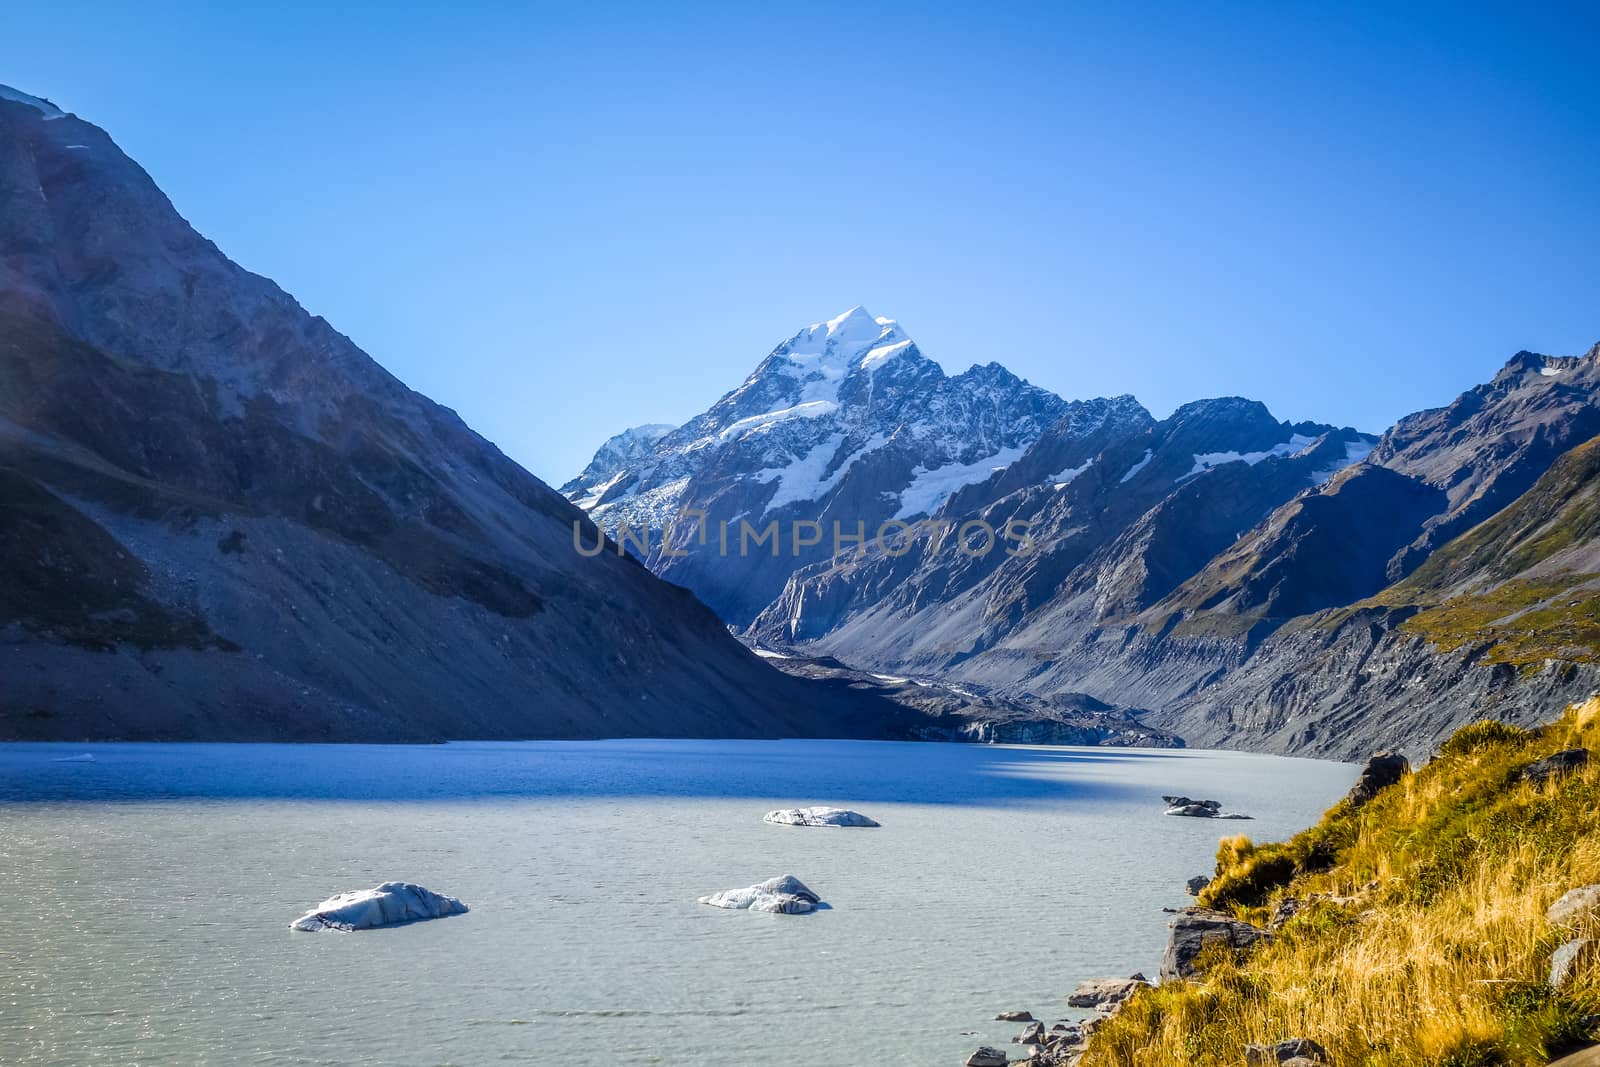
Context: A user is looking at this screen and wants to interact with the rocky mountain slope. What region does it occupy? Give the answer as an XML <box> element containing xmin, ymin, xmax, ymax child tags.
<box><xmin>561</xmin><ymin>306</ymin><xmax>1068</xmax><ymax>625</ymax></box>
<box><xmin>0</xmin><ymin>84</ymin><xmax>897</xmax><ymax>742</ymax></box>
<box><xmin>740</xmin><ymin>341</ymin><xmax>1600</xmax><ymax>760</ymax></box>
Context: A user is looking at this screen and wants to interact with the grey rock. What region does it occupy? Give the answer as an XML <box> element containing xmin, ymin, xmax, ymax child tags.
<box><xmin>1245</xmin><ymin>1038</ymin><xmax>1329</xmax><ymax>1065</ymax></box>
<box><xmin>995</xmin><ymin>1011</ymin><xmax>1034</xmax><ymax>1022</ymax></box>
<box><xmin>1160</xmin><ymin>908</ymin><xmax>1270</xmax><ymax>982</ymax></box>
<box><xmin>1066</xmin><ymin>975</ymin><xmax>1150</xmax><ymax>1010</ymax></box>
<box><xmin>1551</xmin><ymin>939</ymin><xmax>1593</xmax><ymax>990</ymax></box>
<box><xmin>1164</xmin><ymin>798</ymin><xmax>1252</xmax><ymax>819</ymax></box>
<box><xmin>1550</xmin><ymin>885</ymin><xmax>1600</xmax><ymax>927</ymax></box>
<box><xmin>1268</xmin><ymin>898</ymin><xmax>1302</xmax><ymax>931</ymax></box>
<box><xmin>1186</xmin><ymin>874</ymin><xmax>1211</xmax><ymax>896</ymax></box>
<box><xmin>1346</xmin><ymin>752</ymin><xmax>1410</xmax><ymax>805</ymax></box>
<box><xmin>1014</xmin><ymin>1021</ymin><xmax>1046</xmax><ymax>1044</ymax></box>
<box><xmin>965</xmin><ymin>1047</ymin><xmax>1008</xmax><ymax>1067</ymax></box>
<box><xmin>1525</xmin><ymin>748</ymin><xmax>1589</xmax><ymax>785</ymax></box>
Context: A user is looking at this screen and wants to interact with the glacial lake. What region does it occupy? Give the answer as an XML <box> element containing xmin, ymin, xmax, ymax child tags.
<box><xmin>0</xmin><ymin>739</ymin><xmax>1357</xmax><ymax>1066</ymax></box>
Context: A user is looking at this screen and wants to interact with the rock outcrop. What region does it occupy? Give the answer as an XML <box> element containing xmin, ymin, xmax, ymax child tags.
<box><xmin>1549</xmin><ymin>884</ymin><xmax>1600</xmax><ymax>927</ymax></box>
<box><xmin>1245</xmin><ymin>1039</ymin><xmax>1329</xmax><ymax>1066</ymax></box>
<box><xmin>289</xmin><ymin>882</ymin><xmax>468</xmax><ymax>932</ymax></box>
<box><xmin>1345</xmin><ymin>753</ymin><xmax>1410</xmax><ymax>805</ymax></box>
<box><xmin>1525</xmin><ymin>748</ymin><xmax>1590</xmax><ymax>785</ymax></box>
<box><xmin>1066</xmin><ymin>974</ymin><xmax>1151</xmax><ymax>1011</ymax></box>
<box><xmin>1160</xmin><ymin>908</ymin><xmax>1270</xmax><ymax>982</ymax></box>
<box><xmin>1162</xmin><ymin>796</ymin><xmax>1251</xmax><ymax>819</ymax></box>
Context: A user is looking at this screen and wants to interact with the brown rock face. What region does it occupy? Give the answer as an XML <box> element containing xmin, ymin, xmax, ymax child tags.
<box><xmin>1345</xmin><ymin>752</ymin><xmax>1410</xmax><ymax>805</ymax></box>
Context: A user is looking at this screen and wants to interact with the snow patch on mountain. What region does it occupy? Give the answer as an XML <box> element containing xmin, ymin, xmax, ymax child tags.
<box><xmin>1120</xmin><ymin>449</ymin><xmax>1154</xmax><ymax>484</ymax></box>
<box><xmin>1311</xmin><ymin>438</ymin><xmax>1377</xmax><ymax>485</ymax></box>
<box><xmin>718</xmin><ymin>400</ymin><xmax>840</xmax><ymax>443</ymax></box>
<box><xmin>1052</xmin><ymin>456</ymin><xmax>1096</xmax><ymax>489</ymax></box>
<box><xmin>769</xmin><ymin>306</ymin><xmax>907</xmax><ymax>406</ymax></box>
<box><xmin>893</xmin><ymin>446</ymin><xmax>1027</xmax><ymax>519</ymax></box>
<box><xmin>0</xmin><ymin>84</ymin><xmax>66</xmax><ymax>119</ymax></box>
<box><xmin>1185</xmin><ymin>433</ymin><xmax>1318</xmax><ymax>478</ymax></box>
<box><xmin>754</xmin><ymin>432</ymin><xmax>889</xmax><ymax>515</ymax></box>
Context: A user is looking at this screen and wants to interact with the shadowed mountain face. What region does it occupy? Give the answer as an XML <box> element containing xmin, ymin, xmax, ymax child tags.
<box><xmin>0</xmin><ymin>86</ymin><xmax>896</xmax><ymax>742</ymax></box>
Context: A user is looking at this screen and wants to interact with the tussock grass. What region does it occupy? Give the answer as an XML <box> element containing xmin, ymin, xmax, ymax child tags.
<box><xmin>1082</xmin><ymin>698</ymin><xmax>1600</xmax><ymax>1067</ymax></box>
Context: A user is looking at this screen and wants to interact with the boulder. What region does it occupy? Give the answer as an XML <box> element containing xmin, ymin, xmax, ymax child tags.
<box><xmin>1551</xmin><ymin>885</ymin><xmax>1600</xmax><ymax>927</ymax></box>
<box><xmin>965</xmin><ymin>1047</ymin><xmax>1008</xmax><ymax>1067</ymax></box>
<box><xmin>762</xmin><ymin>806</ymin><xmax>880</xmax><ymax>828</ymax></box>
<box><xmin>1186</xmin><ymin>874</ymin><xmax>1211</xmax><ymax>896</ymax></box>
<box><xmin>289</xmin><ymin>881</ymin><xmax>468</xmax><ymax>932</ymax></box>
<box><xmin>1163</xmin><ymin>796</ymin><xmax>1251</xmax><ymax>819</ymax></box>
<box><xmin>1160</xmin><ymin>908</ymin><xmax>1270</xmax><ymax>981</ymax></box>
<box><xmin>699</xmin><ymin>874</ymin><xmax>822</xmax><ymax>914</ymax></box>
<box><xmin>1014</xmin><ymin>1021</ymin><xmax>1046</xmax><ymax>1045</ymax></box>
<box><xmin>1525</xmin><ymin>749</ymin><xmax>1590</xmax><ymax>785</ymax></box>
<box><xmin>1346</xmin><ymin>752</ymin><xmax>1410</xmax><ymax>806</ymax></box>
<box><xmin>1269</xmin><ymin>898</ymin><xmax>1302</xmax><ymax>931</ymax></box>
<box><xmin>1066</xmin><ymin>975</ymin><xmax>1150</xmax><ymax>1010</ymax></box>
<box><xmin>995</xmin><ymin>1011</ymin><xmax>1034</xmax><ymax>1022</ymax></box>
<box><xmin>1245</xmin><ymin>1038</ymin><xmax>1329</xmax><ymax>1065</ymax></box>
<box><xmin>1552</xmin><ymin>939</ymin><xmax>1594</xmax><ymax>990</ymax></box>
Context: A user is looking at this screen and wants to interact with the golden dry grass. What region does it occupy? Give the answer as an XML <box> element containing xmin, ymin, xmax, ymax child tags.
<box><xmin>1081</xmin><ymin>698</ymin><xmax>1600</xmax><ymax>1067</ymax></box>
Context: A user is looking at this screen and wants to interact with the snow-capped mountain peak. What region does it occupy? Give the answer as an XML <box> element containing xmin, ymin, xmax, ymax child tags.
<box><xmin>564</xmin><ymin>307</ymin><xmax>1070</xmax><ymax>623</ymax></box>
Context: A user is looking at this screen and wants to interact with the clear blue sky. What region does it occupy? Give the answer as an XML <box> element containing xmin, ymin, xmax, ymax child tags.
<box><xmin>4</xmin><ymin>2</ymin><xmax>1597</xmax><ymax>482</ymax></box>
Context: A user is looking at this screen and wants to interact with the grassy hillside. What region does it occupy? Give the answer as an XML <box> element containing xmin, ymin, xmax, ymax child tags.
<box><xmin>1082</xmin><ymin>697</ymin><xmax>1600</xmax><ymax>1066</ymax></box>
<box><xmin>1382</xmin><ymin>435</ymin><xmax>1600</xmax><ymax>667</ymax></box>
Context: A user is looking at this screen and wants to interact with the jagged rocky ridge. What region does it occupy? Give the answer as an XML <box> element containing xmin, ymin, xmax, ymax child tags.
<box><xmin>561</xmin><ymin>306</ymin><xmax>1070</xmax><ymax>626</ymax></box>
<box><xmin>0</xmin><ymin>85</ymin><xmax>913</xmax><ymax>742</ymax></box>
<box><xmin>569</xmin><ymin>306</ymin><xmax>1600</xmax><ymax>759</ymax></box>
<box><xmin>744</xmin><ymin>344</ymin><xmax>1600</xmax><ymax>760</ymax></box>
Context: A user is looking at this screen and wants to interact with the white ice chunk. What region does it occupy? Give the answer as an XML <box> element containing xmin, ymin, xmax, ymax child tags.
<box><xmin>289</xmin><ymin>881</ymin><xmax>469</xmax><ymax>931</ymax></box>
<box><xmin>763</xmin><ymin>806</ymin><xmax>880</xmax><ymax>828</ymax></box>
<box><xmin>699</xmin><ymin>874</ymin><xmax>823</xmax><ymax>914</ymax></box>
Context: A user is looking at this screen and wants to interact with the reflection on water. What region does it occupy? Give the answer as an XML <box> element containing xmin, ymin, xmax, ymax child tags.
<box><xmin>0</xmin><ymin>739</ymin><xmax>1356</xmax><ymax>1066</ymax></box>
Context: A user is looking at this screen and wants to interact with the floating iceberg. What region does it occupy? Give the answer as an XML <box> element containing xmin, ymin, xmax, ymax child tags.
<box><xmin>763</xmin><ymin>806</ymin><xmax>879</xmax><ymax>828</ymax></box>
<box><xmin>699</xmin><ymin>875</ymin><xmax>823</xmax><ymax>914</ymax></box>
<box><xmin>289</xmin><ymin>881</ymin><xmax>468</xmax><ymax>932</ymax></box>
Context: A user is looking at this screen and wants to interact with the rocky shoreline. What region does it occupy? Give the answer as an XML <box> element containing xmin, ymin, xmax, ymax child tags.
<box><xmin>960</xmin><ymin>756</ymin><xmax>1405</xmax><ymax>1066</ymax></box>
